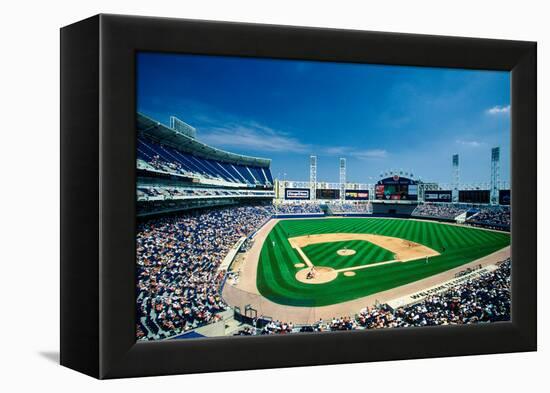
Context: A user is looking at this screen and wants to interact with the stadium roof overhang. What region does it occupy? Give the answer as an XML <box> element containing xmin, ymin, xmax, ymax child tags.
<box><xmin>137</xmin><ymin>112</ymin><xmax>272</xmax><ymax>168</ymax></box>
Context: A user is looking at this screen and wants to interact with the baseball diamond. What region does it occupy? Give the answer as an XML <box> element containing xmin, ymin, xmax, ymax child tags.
<box><xmin>255</xmin><ymin>218</ymin><xmax>510</xmax><ymax>307</ymax></box>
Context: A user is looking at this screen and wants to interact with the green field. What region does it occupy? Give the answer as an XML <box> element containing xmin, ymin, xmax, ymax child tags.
<box><xmin>256</xmin><ymin>218</ymin><xmax>510</xmax><ymax>307</ymax></box>
<box><xmin>302</xmin><ymin>240</ymin><xmax>395</xmax><ymax>270</ymax></box>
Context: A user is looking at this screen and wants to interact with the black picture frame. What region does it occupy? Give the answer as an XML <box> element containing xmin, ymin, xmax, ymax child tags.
<box><xmin>60</xmin><ymin>14</ymin><xmax>537</xmax><ymax>379</ymax></box>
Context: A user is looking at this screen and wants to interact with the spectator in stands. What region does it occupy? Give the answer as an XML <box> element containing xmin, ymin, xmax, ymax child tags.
<box><xmin>274</xmin><ymin>202</ymin><xmax>322</xmax><ymax>214</ymax></box>
<box><xmin>329</xmin><ymin>202</ymin><xmax>372</xmax><ymax>214</ymax></box>
<box><xmin>468</xmin><ymin>206</ymin><xmax>510</xmax><ymax>229</ymax></box>
<box><xmin>357</xmin><ymin>259</ymin><xmax>511</xmax><ymax>328</ymax></box>
<box><xmin>232</xmin><ymin>258</ymin><xmax>510</xmax><ymax>336</ymax></box>
<box><xmin>136</xmin><ymin>204</ymin><xmax>274</xmax><ymax>340</ymax></box>
<box><xmin>138</xmin><ymin>198</ymin><xmax>510</xmax><ymax>339</ymax></box>
<box><xmin>412</xmin><ymin>203</ymin><xmax>467</xmax><ymax>220</ymax></box>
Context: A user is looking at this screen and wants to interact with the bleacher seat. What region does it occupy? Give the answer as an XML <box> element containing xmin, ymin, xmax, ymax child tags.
<box><xmin>137</xmin><ymin>136</ymin><xmax>273</xmax><ymax>187</ymax></box>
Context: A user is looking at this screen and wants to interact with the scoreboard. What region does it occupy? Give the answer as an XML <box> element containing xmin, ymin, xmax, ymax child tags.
<box><xmin>375</xmin><ymin>184</ymin><xmax>417</xmax><ymax>200</ymax></box>
<box><xmin>375</xmin><ymin>175</ymin><xmax>418</xmax><ymax>201</ymax></box>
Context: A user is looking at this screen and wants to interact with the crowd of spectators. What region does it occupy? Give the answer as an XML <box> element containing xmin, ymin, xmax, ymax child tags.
<box><xmin>468</xmin><ymin>206</ymin><xmax>510</xmax><ymax>229</ymax></box>
<box><xmin>137</xmin><ymin>186</ymin><xmax>273</xmax><ymax>201</ymax></box>
<box><xmin>358</xmin><ymin>259</ymin><xmax>511</xmax><ymax>328</ymax></box>
<box><xmin>261</xmin><ymin>320</ymin><xmax>295</xmax><ymax>335</ymax></box>
<box><xmin>136</xmin><ymin>204</ymin><xmax>274</xmax><ymax>340</ymax></box>
<box><xmin>146</xmin><ymin>154</ymin><xmax>189</xmax><ymax>176</ymax></box>
<box><xmin>137</xmin><ymin>186</ymin><xmax>163</xmax><ymax>198</ymax></box>
<box><xmin>412</xmin><ymin>203</ymin><xmax>468</xmax><ymax>219</ymax></box>
<box><xmin>136</xmin><ymin>194</ymin><xmax>510</xmax><ymax>340</ymax></box>
<box><xmin>328</xmin><ymin>316</ymin><xmax>359</xmax><ymax>330</ymax></box>
<box><xmin>274</xmin><ymin>202</ymin><xmax>323</xmax><ymax>214</ymax></box>
<box><xmin>232</xmin><ymin>259</ymin><xmax>510</xmax><ymax>335</ymax></box>
<box><xmin>233</xmin><ymin>316</ymin><xmax>358</xmax><ymax>336</ymax></box>
<box><xmin>329</xmin><ymin>202</ymin><xmax>372</xmax><ymax>214</ymax></box>
<box><xmin>412</xmin><ymin>203</ymin><xmax>510</xmax><ymax>230</ymax></box>
<box><xmin>233</xmin><ymin>320</ymin><xmax>295</xmax><ymax>336</ymax></box>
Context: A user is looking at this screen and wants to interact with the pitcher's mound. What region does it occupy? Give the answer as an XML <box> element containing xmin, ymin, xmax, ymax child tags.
<box><xmin>295</xmin><ymin>267</ymin><xmax>337</xmax><ymax>284</ymax></box>
<box><xmin>337</xmin><ymin>249</ymin><xmax>356</xmax><ymax>256</ymax></box>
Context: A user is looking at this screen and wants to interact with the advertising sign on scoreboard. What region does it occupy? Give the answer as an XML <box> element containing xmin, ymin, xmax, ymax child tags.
<box><xmin>424</xmin><ymin>190</ymin><xmax>452</xmax><ymax>202</ymax></box>
<box><xmin>345</xmin><ymin>190</ymin><xmax>369</xmax><ymax>200</ymax></box>
<box><xmin>375</xmin><ymin>184</ymin><xmax>385</xmax><ymax>199</ymax></box>
<box><xmin>285</xmin><ymin>188</ymin><xmax>310</xmax><ymax>200</ymax></box>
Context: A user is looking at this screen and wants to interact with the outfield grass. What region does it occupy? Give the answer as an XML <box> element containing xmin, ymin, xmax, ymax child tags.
<box><xmin>256</xmin><ymin>218</ymin><xmax>510</xmax><ymax>307</ymax></box>
<box><xmin>302</xmin><ymin>240</ymin><xmax>395</xmax><ymax>270</ymax></box>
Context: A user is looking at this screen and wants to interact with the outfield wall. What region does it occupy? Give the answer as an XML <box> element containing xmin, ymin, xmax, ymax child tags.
<box><xmin>272</xmin><ymin>213</ymin><xmax>325</xmax><ymax>219</ymax></box>
<box><xmin>372</xmin><ymin>202</ymin><xmax>417</xmax><ymax>216</ymax></box>
<box><xmin>332</xmin><ymin>213</ymin><xmax>373</xmax><ymax>217</ymax></box>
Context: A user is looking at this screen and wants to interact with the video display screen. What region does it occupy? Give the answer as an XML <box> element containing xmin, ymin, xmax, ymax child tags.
<box><xmin>375</xmin><ymin>183</ymin><xmax>417</xmax><ymax>200</ymax></box>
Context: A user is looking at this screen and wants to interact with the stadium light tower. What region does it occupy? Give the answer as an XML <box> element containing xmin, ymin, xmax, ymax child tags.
<box><xmin>339</xmin><ymin>158</ymin><xmax>346</xmax><ymax>201</ymax></box>
<box><xmin>310</xmin><ymin>155</ymin><xmax>317</xmax><ymax>201</ymax></box>
<box><xmin>490</xmin><ymin>147</ymin><xmax>501</xmax><ymax>205</ymax></box>
<box><xmin>452</xmin><ymin>154</ymin><xmax>460</xmax><ymax>203</ymax></box>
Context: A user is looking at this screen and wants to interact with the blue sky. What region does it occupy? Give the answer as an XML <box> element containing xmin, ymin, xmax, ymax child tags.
<box><xmin>137</xmin><ymin>52</ymin><xmax>510</xmax><ymax>185</ymax></box>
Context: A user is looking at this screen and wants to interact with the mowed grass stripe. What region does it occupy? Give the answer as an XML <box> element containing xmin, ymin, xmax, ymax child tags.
<box><xmin>257</xmin><ymin>218</ymin><xmax>510</xmax><ymax>307</ymax></box>
<box><xmin>302</xmin><ymin>240</ymin><xmax>394</xmax><ymax>270</ymax></box>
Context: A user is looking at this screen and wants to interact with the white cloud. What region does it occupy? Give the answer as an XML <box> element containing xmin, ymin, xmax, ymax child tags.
<box><xmin>199</xmin><ymin>122</ymin><xmax>311</xmax><ymax>154</ymax></box>
<box><xmin>323</xmin><ymin>146</ymin><xmax>349</xmax><ymax>155</ymax></box>
<box><xmin>350</xmin><ymin>149</ymin><xmax>388</xmax><ymax>159</ymax></box>
<box><xmin>191</xmin><ymin>104</ymin><xmax>389</xmax><ymax>159</ymax></box>
<box><xmin>456</xmin><ymin>139</ymin><xmax>483</xmax><ymax>148</ymax></box>
<box><xmin>486</xmin><ymin>105</ymin><xmax>510</xmax><ymax>115</ymax></box>
<box><xmin>318</xmin><ymin>146</ymin><xmax>388</xmax><ymax>159</ymax></box>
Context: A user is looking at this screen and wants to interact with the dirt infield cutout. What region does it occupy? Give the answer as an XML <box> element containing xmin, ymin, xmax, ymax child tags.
<box><xmin>291</xmin><ymin>233</ymin><xmax>440</xmax><ymax>284</ymax></box>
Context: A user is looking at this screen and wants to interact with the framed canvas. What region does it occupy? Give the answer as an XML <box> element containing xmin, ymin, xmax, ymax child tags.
<box><xmin>60</xmin><ymin>14</ymin><xmax>536</xmax><ymax>379</ymax></box>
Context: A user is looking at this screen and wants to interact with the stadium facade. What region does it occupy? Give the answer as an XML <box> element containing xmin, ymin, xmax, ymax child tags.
<box><xmin>137</xmin><ymin>112</ymin><xmax>275</xmax><ymax>217</ymax></box>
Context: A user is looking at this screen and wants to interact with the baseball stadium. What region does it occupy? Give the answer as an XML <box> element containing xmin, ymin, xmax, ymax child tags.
<box><xmin>135</xmin><ymin>111</ymin><xmax>511</xmax><ymax>340</ymax></box>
